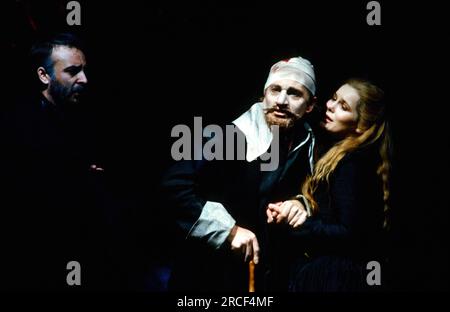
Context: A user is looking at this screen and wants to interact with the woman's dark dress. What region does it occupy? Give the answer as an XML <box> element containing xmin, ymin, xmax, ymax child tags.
<box><xmin>288</xmin><ymin>143</ymin><xmax>386</xmax><ymax>291</ymax></box>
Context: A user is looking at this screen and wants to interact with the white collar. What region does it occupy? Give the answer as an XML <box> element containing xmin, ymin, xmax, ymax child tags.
<box><xmin>232</xmin><ymin>102</ymin><xmax>271</xmax><ymax>162</ymax></box>
<box><xmin>232</xmin><ymin>102</ymin><xmax>315</xmax><ymax>169</ymax></box>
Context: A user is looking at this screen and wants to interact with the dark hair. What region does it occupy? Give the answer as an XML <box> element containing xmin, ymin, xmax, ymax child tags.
<box><xmin>30</xmin><ymin>32</ymin><xmax>84</xmax><ymax>77</ymax></box>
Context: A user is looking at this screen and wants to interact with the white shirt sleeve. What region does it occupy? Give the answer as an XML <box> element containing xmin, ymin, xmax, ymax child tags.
<box><xmin>187</xmin><ymin>201</ymin><xmax>236</xmax><ymax>249</ymax></box>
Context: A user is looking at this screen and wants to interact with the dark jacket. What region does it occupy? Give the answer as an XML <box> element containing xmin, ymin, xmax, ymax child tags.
<box><xmin>286</xmin><ymin>143</ymin><xmax>386</xmax><ymax>291</ymax></box>
<box><xmin>161</xmin><ymin>103</ymin><xmax>315</xmax><ymax>291</ymax></box>
<box><xmin>0</xmin><ymin>94</ymin><xmax>118</xmax><ymax>290</ymax></box>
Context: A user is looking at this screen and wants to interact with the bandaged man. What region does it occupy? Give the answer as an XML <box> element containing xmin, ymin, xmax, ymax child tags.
<box><xmin>162</xmin><ymin>56</ymin><xmax>317</xmax><ymax>291</ymax></box>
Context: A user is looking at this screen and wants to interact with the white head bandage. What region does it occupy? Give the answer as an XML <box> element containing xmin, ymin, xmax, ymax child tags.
<box><xmin>264</xmin><ymin>56</ymin><xmax>316</xmax><ymax>96</ymax></box>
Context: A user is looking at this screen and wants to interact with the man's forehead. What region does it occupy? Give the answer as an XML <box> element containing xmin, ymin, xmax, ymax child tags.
<box><xmin>51</xmin><ymin>46</ymin><xmax>86</xmax><ymax>66</ymax></box>
<box><xmin>270</xmin><ymin>79</ymin><xmax>308</xmax><ymax>91</ymax></box>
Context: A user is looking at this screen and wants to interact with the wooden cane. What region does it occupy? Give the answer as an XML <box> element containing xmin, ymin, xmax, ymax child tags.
<box><xmin>248</xmin><ymin>260</ymin><xmax>255</xmax><ymax>292</ymax></box>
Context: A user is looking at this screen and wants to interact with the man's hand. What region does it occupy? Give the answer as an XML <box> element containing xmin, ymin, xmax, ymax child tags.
<box><xmin>227</xmin><ymin>225</ymin><xmax>260</xmax><ymax>264</ymax></box>
<box><xmin>266</xmin><ymin>200</ymin><xmax>308</xmax><ymax>228</ymax></box>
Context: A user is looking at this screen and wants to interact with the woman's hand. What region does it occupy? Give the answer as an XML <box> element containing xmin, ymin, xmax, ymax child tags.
<box><xmin>266</xmin><ymin>200</ymin><xmax>308</xmax><ymax>228</ymax></box>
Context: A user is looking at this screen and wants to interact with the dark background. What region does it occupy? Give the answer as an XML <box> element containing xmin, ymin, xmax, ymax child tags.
<box><xmin>3</xmin><ymin>0</ymin><xmax>448</xmax><ymax>292</ymax></box>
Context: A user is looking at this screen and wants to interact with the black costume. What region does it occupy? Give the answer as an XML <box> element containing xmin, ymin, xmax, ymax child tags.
<box><xmin>286</xmin><ymin>143</ymin><xmax>386</xmax><ymax>291</ymax></box>
<box><xmin>162</xmin><ymin>102</ymin><xmax>315</xmax><ymax>291</ymax></box>
<box><xmin>0</xmin><ymin>94</ymin><xmax>118</xmax><ymax>290</ymax></box>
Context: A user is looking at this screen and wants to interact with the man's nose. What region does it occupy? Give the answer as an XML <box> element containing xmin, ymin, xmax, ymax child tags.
<box><xmin>77</xmin><ymin>70</ymin><xmax>88</xmax><ymax>84</ymax></box>
<box><xmin>276</xmin><ymin>90</ymin><xmax>288</xmax><ymax>105</ymax></box>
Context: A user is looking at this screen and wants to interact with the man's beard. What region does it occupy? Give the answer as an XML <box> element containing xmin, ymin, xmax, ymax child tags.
<box><xmin>264</xmin><ymin>107</ymin><xmax>301</xmax><ymax>129</ymax></box>
<box><xmin>48</xmin><ymin>78</ymin><xmax>86</xmax><ymax>107</ymax></box>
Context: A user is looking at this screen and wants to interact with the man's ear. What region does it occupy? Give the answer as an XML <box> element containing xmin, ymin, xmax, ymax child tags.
<box><xmin>305</xmin><ymin>96</ymin><xmax>317</xmax><ymax>113</ymax></box>
<box><xmin>37</xmin><ymin>67</ymin><xmax>50</xmax><ymax>85</ymax></box>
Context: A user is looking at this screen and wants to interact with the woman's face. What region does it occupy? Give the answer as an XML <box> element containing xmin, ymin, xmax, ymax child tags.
<box><xmin>323</xmin><ymin>84</ymin><xmax>360</xmax><ymax>137</ymax></box>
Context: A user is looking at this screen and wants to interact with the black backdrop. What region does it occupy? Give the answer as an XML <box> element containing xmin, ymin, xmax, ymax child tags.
<box><xmin>4</xmin><ymin>0</ymin><xmax>449</xmax><ymax>293</ymax></box>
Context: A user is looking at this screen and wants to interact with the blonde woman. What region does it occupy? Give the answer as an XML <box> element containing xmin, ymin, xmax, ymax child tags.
<box><xmin>267</xmin><ymin>78</ymin><xmax>391</xmax><ymax>291</ymax></box>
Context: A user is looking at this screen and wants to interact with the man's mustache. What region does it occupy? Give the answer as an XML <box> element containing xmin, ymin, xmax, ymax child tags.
<box><xmin>71</xmin><ymin>84</ymin><xmax>86</xmax><ymax>94</ymax></box>
<box><xmin>264</xmin><ymin>107</ymin><xmax>300</xmax><ymax>119</ymax></box>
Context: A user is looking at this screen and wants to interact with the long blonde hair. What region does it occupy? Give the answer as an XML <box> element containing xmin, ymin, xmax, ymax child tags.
<box><xmin>302</xmin><ymin>78</ymin><xmax>391</xmax><ymax>228</ymax></box>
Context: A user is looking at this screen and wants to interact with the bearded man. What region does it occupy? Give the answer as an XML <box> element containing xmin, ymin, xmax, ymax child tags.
<box><xmin>0</xmin><ymin>33</ymin><xmax>120</xmax><ymax>290</ymax></box>
<box><xmin>162</xmin><ymin>56</ymin><xmax>317</xmax><ymax>291</ymax></box>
